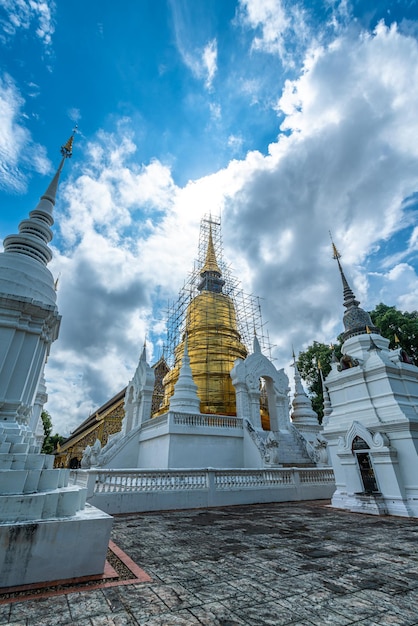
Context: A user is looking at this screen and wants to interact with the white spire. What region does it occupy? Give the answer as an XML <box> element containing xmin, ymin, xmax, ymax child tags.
<box><xmin>140</xmin><ymin>339</ymin><xmax>147</xmax><ymax>362</ymax></box>
<box><xmin>253</xmin><ymin>333</ymin><xmax>261</xmax><ymax>354</ymax></box>
<box><xmin>2</xmin><ymin>131</ymin><xmax>74</xmax><ymax>266</ymax></box>
<box><xmin>319</xmin><ymin>365</ymin><xmax>332</xmax><ymax>425</ymax></box>
<box><xmin>291</xmin><ymin>359</ymin><xmax>319</xmax><ymax>426</ymax></box>
<box><xmin>169</xmin><ymin>336</ymin><xmax>201</xmax><ymax>413</ymax></box>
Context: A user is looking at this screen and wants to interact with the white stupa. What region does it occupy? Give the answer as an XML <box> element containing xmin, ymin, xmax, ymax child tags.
<box><xmin>0</xmin><ymin>133</ymin><xmax>112</xmax><ymax>588</ymax></box>
<box><xmin>324</xmin><ymin>241</ymin><xmax>418</xmax><ymax>517</ymax></box>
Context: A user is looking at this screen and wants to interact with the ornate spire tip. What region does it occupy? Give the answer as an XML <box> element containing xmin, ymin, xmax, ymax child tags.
<box><xmin>60</xmin><ymin>125</ymin><xmax>77</xmax><ymax>159</ymax></box>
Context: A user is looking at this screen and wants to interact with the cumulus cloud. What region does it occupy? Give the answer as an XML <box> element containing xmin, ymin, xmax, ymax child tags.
<box><xmin>0</xmin><ymin>73</ymin><xmax>51</xmax><ymax>191</ymax></box>
<box><xmin>0</xmin><ymin>0</ymin><xmax>55</xmax><ymax>48</ymax></box>
<box><xmin>44</xmin><ymin>22</ymin><xmax>418</xmax><ymax>434</ymax></box>
<box><xmin>238</xmin><ymin>0</ymin><xmax>312</xmax><ymax>66</ymax></box>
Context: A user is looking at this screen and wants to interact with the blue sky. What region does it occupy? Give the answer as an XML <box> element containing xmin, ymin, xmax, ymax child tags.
<box><xmin>1</xmin><ymin>0</ymin><xmax>418</xmax><ymax>434</ymax></box>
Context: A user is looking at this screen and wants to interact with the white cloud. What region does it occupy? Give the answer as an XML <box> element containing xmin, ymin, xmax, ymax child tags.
<box><xmin>238</xmin><ymin>0</ymin><xmax>312</xmax><ymax>66</ymax></box>
<box><xmin>44</xmin><ymin>22</ymin><xmax>418</xmax><ymax>435</ymax></box>
<box><xmin>0</xmin><ymin>73</ymin><xmax>51</xmax><ymax>191</ymax></box>
<box><xmin>169</xmin><ymin>2</ymin><xmax>218</xmax><ymax>90</ymax></box>
<box><xmin>0</xmin><ymin>0</ymin><xmax>55</xmax><ymax>49</ymax></box>
<box><xmin>202</xmin><ymin>38</ymin><xmax>218</xmax><ymax>89</ymax></box>
<box><xmin>371</xmin><ymin>263</ymin><xmax>418</xmax><ymax>311</ymax></box>
<box><xmin>68</xmin><ymin>107</ymin><xmax>81</xmax><ymax>123</ymax></box>
<box><xmin>228</xmin><ymin>134</ymin><xmax>244</xmax><ymax>153</ymax></box>
<box><xmin>176</xmin><ymin>38</ymin><xmax>219</xmax><ymax>89</ymax></box>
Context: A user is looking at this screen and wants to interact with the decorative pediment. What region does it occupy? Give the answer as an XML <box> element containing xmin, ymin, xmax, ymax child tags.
<box><xmin>338</xmin><ymin>420</ymin><xmax>390</xmax><ymax>453</ymax></box>
<box><xmin>231</xmin><ymin>350</ymin><xmax>288</xmax><ymax>396</ymax></box>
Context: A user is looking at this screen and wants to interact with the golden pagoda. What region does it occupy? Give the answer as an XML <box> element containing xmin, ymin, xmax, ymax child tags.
<box><xmin>155</xmin><ymin>224</ymin><xmax>248</xmax><ymax>416</ymax></box>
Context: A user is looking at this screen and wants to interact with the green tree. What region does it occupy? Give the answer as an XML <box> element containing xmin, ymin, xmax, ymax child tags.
<box><xmin>297</xmin><ymin>304</ymin><xmax>418</xmax><ymax>420</ymax></box>
<box><xmin>41</xmin><ymin>410</ymin><xmax>65</xmax><ymax>454</ymax></box>
<box><xmin>369</xmin><ymin>303</ymin><xmax>418</xmax><ymax>364</ymax></box>
<box><xmin>296</xmin><ymin>341</ymin><xmax>342</xmax><ymax>423</ymax></box>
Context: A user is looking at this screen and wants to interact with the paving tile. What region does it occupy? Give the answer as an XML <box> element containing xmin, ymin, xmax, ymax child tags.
<box><xmin>150</xmin><ymin>582</ymin><xmax>202</xmax><ymax>610</ymax></box>
<box><xmin>138</xmin><ymin>609</ymin><xmax>202</xmax><ymax>625</ymax></box>
<box><xmin>9</xmin><ymin>595</ymin><xmax>71</xmax><ymax>624</ymax></box>
<box><xmin>113</xmin><ymin>585</ymin><xmax>167</xmax><ymax>618</ymax></box>
<box><xmin>67</xmin><ymin>590</ymin><xmax>110</xmax><ymax>621</ymax></box>
<box><xmin>275</xmin><ymin>596</ymin><xmax>353</xmax><ymax>625</ymax></box>
<box><xmin>355</xmin><ymin>613</ymin><xmax>418</xmax><ymax>626</ymax></box>
<box><xmin>6</xmin><ymin>502</ymin><xmax>418</xmax><ymax>626</ymax></box>
<box><xmin>62</xmin><ymin>619</ymin><xmax>95</xmax><ymax>626</ymax></box>
<box><xmin>0</xmin><ymin>604</ymin><xmax>11</xmax><ymax>625</ymax></box>
<box><xmin>189</xmin><ymin>600</ymin><xmax>247</xmax><ymax>625</ymax></box>
<box><xmin>90</xmin><ymin>614</ymin><xmax>137</xmax><ymax>626</ymax></box>
<box><xmin>193</xmin><ymin>582</ymin><xmax>241</xmax><ymax>603</ymax></box>
<box><xmin>325</xmin><ymin>592</ymin><xmax>388</xmax><ymax>620</ymax></box>
<box><xmin>233</xmin><ymin>599</ymin><xmax>297</xmax><ymax>625</ymax></box>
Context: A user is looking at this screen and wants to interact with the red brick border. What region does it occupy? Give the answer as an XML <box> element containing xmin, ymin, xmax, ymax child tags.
<box><xmin>0</xmin><ymin>540</ymin><xmax>152</xmax><ymax>604</ymax></box>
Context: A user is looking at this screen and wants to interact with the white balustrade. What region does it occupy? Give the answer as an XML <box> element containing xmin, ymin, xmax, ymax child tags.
<box><xmin>214</xmin><ymin>469</ymin><xmax>294</xmax><ymax>489</ymax></box>
<box><xmin>172</xmin><ymin>413</ymin><xmax>243</xmax><ymax>429</ymax></box>
<box><xmin>141</xmin><ymin>414</ymin><xmax>169</xmax><ymax>431</ymax></box>
<box><xmin>298</xmin><ymin>468</ymin><xmax>335</xmax><ymax>484</ymax></box>
<box><xmin>93</xmin><ymin>469</ymin><xmax>208</xmax><ymax>493</ymax></box>
<box><xmin>84</xmin><ymin>467</ymin><xmax>334</xmax><ymax>495</ymax></box>
<box><xmin>80</xmin><ymin>467</ymin><xmax>335</xmax><ymax>513</ymax></box>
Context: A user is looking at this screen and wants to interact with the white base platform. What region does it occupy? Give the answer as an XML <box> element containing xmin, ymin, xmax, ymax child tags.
<box><xmin>0</xmin><ymin>504</ymin><xmax>113</xmax><ymax>588</ymax></box>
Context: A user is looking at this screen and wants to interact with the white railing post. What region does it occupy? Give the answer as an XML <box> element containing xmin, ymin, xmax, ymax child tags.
<box><xmin>207</xmin><ymin>469</ymin><xmax>216</xmax><ymax>506</ymax></box>
<box><xmin>86</xmin><ymin>470</ymin><xmax>97</xmax><ymax>498</ymax></box>
<box><xmin>292</xmin><ymin>468</ymin><xmax>301</xmax><ymax>495</ymax></box>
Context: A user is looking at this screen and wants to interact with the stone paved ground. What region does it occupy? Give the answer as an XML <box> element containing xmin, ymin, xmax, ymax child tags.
<box><xmin>1</xmin><ymin>501</ymin><xmax>418</xmax><ymax>625</ymax></box>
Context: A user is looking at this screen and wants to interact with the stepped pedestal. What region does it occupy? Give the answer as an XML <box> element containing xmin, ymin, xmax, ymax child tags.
<box><xmin>0</xmin><ymin>423</ymin><xmax>112</xmax><ymax>588</ymax></box>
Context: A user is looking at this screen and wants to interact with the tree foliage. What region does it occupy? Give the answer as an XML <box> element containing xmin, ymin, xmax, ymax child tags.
<box><xmin>296</xmin><ymin>303</ymin><xmax>418</xmax><ymax>421</ymax></box>
<box><xmin>370</xmin><ymin>303</ymin><xmax>418</xmax><ymax>364</ymax></box>
<box><xmin>296</xmin><ymin>341</ymin><xmax>342</xmax><ymax>422</ymax></box>
<box><xmin>41</xmin><ymin>410</ymin><xmax>65</xmax><ymax>454</ymax></box>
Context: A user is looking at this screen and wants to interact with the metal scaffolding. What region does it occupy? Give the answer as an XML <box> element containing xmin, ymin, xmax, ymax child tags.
<box><xmin>163</xmin><ymin>214</ymin><xmax>273</xmax><ymax>368</ymax></box>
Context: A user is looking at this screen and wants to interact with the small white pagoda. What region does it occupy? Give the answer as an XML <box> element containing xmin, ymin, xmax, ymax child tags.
<box><xmin>323</xmin><ymin>242</ymin><xmax>418</xmax><ymax>517</ymax></box>
<box><xmin>0</xmin><ymin>135</ymin><xmax>112</xmax><ymax>588</ymax></box>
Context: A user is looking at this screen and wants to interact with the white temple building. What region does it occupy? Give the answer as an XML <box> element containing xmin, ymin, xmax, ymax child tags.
<box><xmin>0</xmin><ymin>135</ymin><xmax>112</xmax><ymax>588</ymax></box>
<box><xmin>94</xmin><ymin>221</ymin><xmax>323</xmax><ymax>474</ymax></box>
<box><xmin>323</xmin><ymin>242</ymin><xmax>418</xmax><ymax>517</ymax></box>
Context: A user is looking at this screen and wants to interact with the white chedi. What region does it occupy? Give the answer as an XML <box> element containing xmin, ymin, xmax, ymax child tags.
<box><xmin>169</xmin><ymin>335</ymin><xmax>201</xmax><ymax>413</ymax></box>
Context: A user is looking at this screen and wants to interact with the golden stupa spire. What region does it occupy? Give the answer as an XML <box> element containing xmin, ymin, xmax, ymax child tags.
<box><xmin>200</xmin><ymin>223</ymin><xmax>222</xmax><ymax>276</ymax></box>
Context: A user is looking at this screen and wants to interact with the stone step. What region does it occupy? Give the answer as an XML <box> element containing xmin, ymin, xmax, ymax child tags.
<box><xmin>9</xmin><ymin>442</ymin><xmax>29</xmax><ymax>454</ymax></box>
<box><xmin>0</xmin><ymin>452</ymin><xmax>56</xmax><ymax>470</ymax></box>
<box><xmin>0</xmin><ymin>470</ymin><xmax>28</xmax><ymax>493</ymax></box>
<box><xmin>0</xmin><ymin>466</ymin><xmax>70</xmax><ymax>495</ymax></box>
<box><xmin>0</xmin><ymin>486</ymin><xmax>87</xmax><ymax>523</ymax></box>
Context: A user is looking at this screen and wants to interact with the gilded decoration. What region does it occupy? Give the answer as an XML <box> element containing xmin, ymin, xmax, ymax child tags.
<box><xmin>54</xmin><ymin>392</ymin><xmax>125</xmax><ymax>468</ymax></box>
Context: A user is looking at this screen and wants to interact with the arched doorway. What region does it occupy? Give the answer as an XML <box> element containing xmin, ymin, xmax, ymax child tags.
<box><xmin>352</xmin><ymin>436</ymin><xmax>379</xmax><ymax>494</ymax></box>
<box><xmin>260</xmin><ymin>377</ymin><xmax>270</xmax><ymax>430</ymax></box>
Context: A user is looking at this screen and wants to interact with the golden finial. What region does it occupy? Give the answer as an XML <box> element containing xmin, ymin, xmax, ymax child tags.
<box><xmin>317</xmin><ymin>359</ymin><xmax>322</xmax><ymax>370</ymax></box>
<box><xmin>201</xmin><ymin>223</ymin><xmax>222</xmax><ymax>275</ymax></box>
<box><xmin>54</xmin><ymin>272</ymin><xmax>61</xmax><ymax>292</ymax></box>
<box><xmin>394</xmin><ymin>333</ymin><xmax>400</xmax><ymax>343</ymax></box>
<box><xmin>329</xmin><ymin>230</ymin><xmax>341</xmax><ymax>260</ymax></box>
<box><xmin>366</xmin><ymin>325</ymin><xmax>371</xmax><ymax>334</ymax></box>
<box><xmin>61</xmin><ymin>125</ymin><xmax>77</xmax><ymax>158</ymax></box>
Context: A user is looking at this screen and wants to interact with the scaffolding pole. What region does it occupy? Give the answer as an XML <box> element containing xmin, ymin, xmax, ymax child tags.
<box><xmin>163</xmin><ymin>214</ymin><xmax>273</xmax><ymax>368</ymax></box>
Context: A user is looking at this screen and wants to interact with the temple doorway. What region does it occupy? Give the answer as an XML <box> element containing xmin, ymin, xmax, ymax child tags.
<box><xmin>352</xmin><ymin>436</ymin><xmax>379</xmax><ymax>494</ymax></box>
